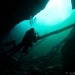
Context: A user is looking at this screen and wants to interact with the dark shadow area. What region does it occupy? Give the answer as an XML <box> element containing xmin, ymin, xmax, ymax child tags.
<box><xmin>0</xmin><ymin>23</ymin><xmax>75</xmax><ymax>75</ymax></box>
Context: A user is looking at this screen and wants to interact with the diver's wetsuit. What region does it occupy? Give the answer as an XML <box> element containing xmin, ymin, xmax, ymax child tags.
<box><xmin>20</xmin><ymin>28</ymin><xmax>37</xmax><ymax>53</ymax></box>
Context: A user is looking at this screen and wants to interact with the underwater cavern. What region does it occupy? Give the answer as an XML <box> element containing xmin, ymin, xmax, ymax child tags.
<box><xmin>0</xmin><ymin>0</ymin><xmax>75</xmax><ymax>75</ymax></box>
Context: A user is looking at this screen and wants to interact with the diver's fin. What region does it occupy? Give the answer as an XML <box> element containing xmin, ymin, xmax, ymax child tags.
<box><xmin>3</xmin><ymin>40</ymin><xmax>16</xmax><ymax>46</ymax></box>
<box><xmin>3</xmin><ymin>42</ymin><xmax>11</xmax><ymax>46</ymax></box>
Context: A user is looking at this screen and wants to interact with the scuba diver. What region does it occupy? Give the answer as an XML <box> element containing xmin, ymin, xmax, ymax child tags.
<box><xmin>2</xmin><ymin>28</ymin><xmax>40</xmax><ymax>58</ymax></box>
<box><xmin>20</xmin><ymin>28</ymin><xmax>39</xmax><ymax>53</ymax></box>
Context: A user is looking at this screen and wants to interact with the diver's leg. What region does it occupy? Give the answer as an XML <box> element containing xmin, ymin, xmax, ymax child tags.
<box><xmin>21</xmin><ymin>45</ymin><xmax>29</xmax><ymax>53</ymax></box>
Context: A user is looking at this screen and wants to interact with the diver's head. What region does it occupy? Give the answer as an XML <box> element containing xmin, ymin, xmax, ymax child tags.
<box><xmin>30</xmin><ymin>28</ymin><xmax>34</xmax><ymax>31</ymax></box>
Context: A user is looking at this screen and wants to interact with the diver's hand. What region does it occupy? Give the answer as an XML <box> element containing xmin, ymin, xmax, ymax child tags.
<box><xmin>36</xmin><ymin>32</ymin><xmax>40</xmax><ymax>40</ymax></box>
